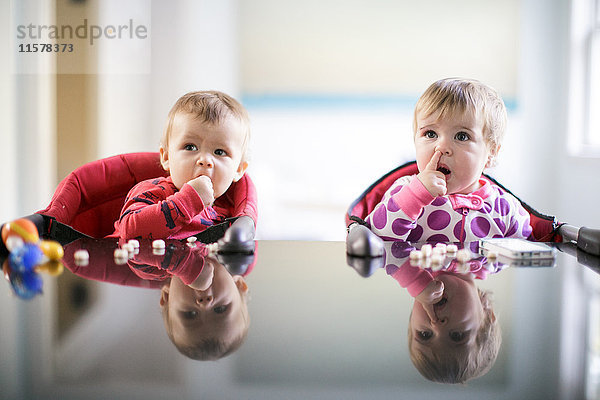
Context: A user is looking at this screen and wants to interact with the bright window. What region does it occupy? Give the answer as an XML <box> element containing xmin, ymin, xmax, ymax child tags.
<box><xmin>589</xmin><ymin>2</ymin><xmax>600</xmax><ymax>147</ymax></box>
<box><xmin>569</xmin><ymin>0</ymin><xmax>600</xmax><ymax>155</ymax></box>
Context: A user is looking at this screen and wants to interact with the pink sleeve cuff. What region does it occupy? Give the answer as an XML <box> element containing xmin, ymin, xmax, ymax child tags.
<box><xmin>387</xmin><ymin>264</ymin><xmax>435</xmax><ymax>297</ymax></box>
<box><xmin>390</xmin><ymin>176</ymin><xmax>435</xmax><ymax>220</ymax></box>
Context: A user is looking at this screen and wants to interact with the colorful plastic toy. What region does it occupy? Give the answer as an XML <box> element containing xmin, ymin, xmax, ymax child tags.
<box><xmin>1</xmin><ymin>218</ymin><xmax>65</xmax><ymax>300</ymax></box>
<box><xmin>2</xmin><ymin>218</ymin><xmax>39</xmax><ymax>249</ymax></box>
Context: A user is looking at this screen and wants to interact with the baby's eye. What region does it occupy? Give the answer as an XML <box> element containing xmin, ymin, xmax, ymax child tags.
<box><xmin>424</xmin><ymin>130</ymin><xmax>437</xmax><ymax>139</ymax></box>
<box><xmin>449</xmin><ymin>331</ymin><xmax>467</xmax><ymax>342</ymax></box>
<box><xmin>181</xmin><ymin>310</ymin><xmax>198</xmax><ymax>320</ymax></box>
<box><xmin>184</xmin><ymin>144</ymin><xmax>198</xmax><ymax>151</ymax></box>
<box><xmin>417</xmin><ymin>330</ymin><xmax>433</xmax><ymax>340</ymax></box>
<box><xmin>213</xmin><ymin>305</ymin><xmax>229</xmax><ymax>314</ymax></box>
<box><xmin>214</xmin><ymin>149</ymin><xmax>227</xmax><ymax>156</ymax></box>
<box><xmin>455</xmin><ymin>132</ymin><xmax>470</xmax><ymax>142</ymax></box>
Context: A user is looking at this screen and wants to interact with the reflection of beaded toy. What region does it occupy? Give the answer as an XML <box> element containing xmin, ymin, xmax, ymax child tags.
<box><xmin>2</xmin><ymin>218</ymin><xmax>64</xmax><ymax>299</ymax></box>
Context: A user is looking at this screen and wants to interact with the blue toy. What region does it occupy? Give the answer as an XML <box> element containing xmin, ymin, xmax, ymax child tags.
<box><xmin>9</xmin><ymin>243</ymin><xmax>44</xmax><ymax>273</ymax></box>
<box><xmin>8</xmin><ymin>270</ymin><xmax>43</xmax><ymax>300</ymax></box>
<box><xmin>1</xmin><ymin>218</ymin><xmax>64</xmax><ymax>300</ymax></box>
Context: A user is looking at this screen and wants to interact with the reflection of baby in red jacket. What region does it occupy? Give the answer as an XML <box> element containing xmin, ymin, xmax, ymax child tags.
<box><xmin>383</xmin><ymin>242</ymin><xmax>501</xmax><ymax>384</ymax></box>
<box><xmin>159</xmin><ymin>257</ymin><xmax>250</xmax><ymax>361</ymax></box>
<box><xmin>128</xmin><ymin>240</ymin><xmax>252</xmax><ymax>361</ymax></box>
<box><xmin>63</xmin><ymin>237</ymin><xmax>252</xmax><ymax>361</ymax></box>
<box><xmin>126</xmin><ymin>240</ymin><xmax>211</xmax><ymax>284</ymax></box>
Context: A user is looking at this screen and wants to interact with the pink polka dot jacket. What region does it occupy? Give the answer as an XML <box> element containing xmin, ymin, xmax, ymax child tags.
<box><xmin>365</xmin><ymin>175</ymin><xmax>533</xmax><ymax>242</ymax></box>
<box><xmin>381</xmin><ymin>241</ymin><xmax>505</xmax><ymax>297</ymax></box>
<box><xmin>387</xmin><ymin>257</ymin><xmax>490</xmax><ymax>298</ymax></box>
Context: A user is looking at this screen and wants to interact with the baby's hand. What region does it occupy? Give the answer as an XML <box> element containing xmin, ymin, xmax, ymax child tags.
<box><xmin>416</xmin><ymin>279</ymin><xmax>444</xmax><ymax>322</ymax></box>
<box><xmin>417</xmin><ymin>150</ymin><xmax>447</xmax><ymax>197</ymax></box>
<box><xmin>188</xmin><ymin>261</ymin><xmax>214</xmax><ymax>290</ymax></box>
<box><xmin>416</xmin><ymin>279</ymin><xmax>444</xmax><ymax>305</ymax></box>
<box><xmin>188</xmin><ymin>175</ymin><xmax>215</xmax><ymax>206</ymax></box>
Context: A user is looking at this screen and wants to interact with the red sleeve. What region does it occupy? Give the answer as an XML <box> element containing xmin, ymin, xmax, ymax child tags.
<box><xmin>113</xmin><ymin>178</ymin><xmax>212</xmax><ymax>240</ymax></box>
<box><xmin>127</xmin><ymin>241</ymin><xmax>207</xmax><ymax>285</ymax></box>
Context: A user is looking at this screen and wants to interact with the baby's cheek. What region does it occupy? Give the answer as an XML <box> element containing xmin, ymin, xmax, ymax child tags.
<box><xmin>171</xmin><ymin>176</ymin><xmax>184</xmax><ymax>190</ymax></box>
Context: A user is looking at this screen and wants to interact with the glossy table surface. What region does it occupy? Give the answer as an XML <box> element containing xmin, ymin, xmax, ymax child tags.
<box><xmin>5</xmin><ymin>238</ymin><xmax>600</xmax><ymax>400</ymax></box>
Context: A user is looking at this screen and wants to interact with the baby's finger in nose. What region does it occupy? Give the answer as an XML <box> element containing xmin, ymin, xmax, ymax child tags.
<box><xmin>426</xmin><ymin>150</ymin><xmax>442</xmax><ymax>171</ymax></box>
<box><xmin>423</xmin><ymin>303</ymin><xmax>438</xmax><ymax>322</ymax></box>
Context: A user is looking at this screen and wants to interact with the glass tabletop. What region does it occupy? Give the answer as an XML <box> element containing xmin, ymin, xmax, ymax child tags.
<box><xmin>3</xmin><ymin>238</ymin><xmax>599</xmax><ymax>400</ymax></box>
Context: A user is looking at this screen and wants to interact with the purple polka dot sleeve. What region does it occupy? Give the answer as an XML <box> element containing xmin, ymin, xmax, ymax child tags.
<box><xmin>365</xmin><ymin>175</ymin><xmax>533</xmax><ymax>242</ymax></box>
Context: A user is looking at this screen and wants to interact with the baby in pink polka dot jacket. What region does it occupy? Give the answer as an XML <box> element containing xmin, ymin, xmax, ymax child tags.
<box><xmin>365</xmin><ymin>78</ymin><xmax>532</xmax><ymax>243</ymax></box>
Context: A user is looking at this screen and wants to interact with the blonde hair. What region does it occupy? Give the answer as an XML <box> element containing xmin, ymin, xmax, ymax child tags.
<box><xmin>160</xmin><ymin>277</ymin><xmax>250</xmax><ymax>361</ymax></box>
<box><xmin>164</xmin><ymin>320</ymin><xmax>250</xmax><ymax>361</ymax></box>
<box><xmin>413</xmin><ymin>78</ymin><xmax>507</xmax><ymax>160</ymax></box>
<box><xmin>161</xmin><ymin>295</ymin><xmax>250</xmax><ymax>361</ymax></box>
<box><xmin>408</xmin><ymin>289</ymin><xmax>501</xmax><ymax>384</ymax></box>
<box><xmin>161</xmin><ymin>90</ymin><xmax>251</xmax><ymax>162</ymax></box>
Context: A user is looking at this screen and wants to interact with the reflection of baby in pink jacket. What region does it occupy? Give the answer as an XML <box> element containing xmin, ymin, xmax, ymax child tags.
<box><xmin>386</xmin><ymin>255</ymin><xmax>491</xmax><ymax>298</ymax></box>
<box><xmin>383</xmin><ymin>242</ymin><xmax>501</xmax><ymax>384</ymax></box>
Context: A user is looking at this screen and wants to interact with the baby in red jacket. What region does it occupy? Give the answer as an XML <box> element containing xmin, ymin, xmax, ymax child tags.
<box><xmin>113</xmin><ymin>91</ymin><xmax>254</xmax><ymax>241</ymax></box>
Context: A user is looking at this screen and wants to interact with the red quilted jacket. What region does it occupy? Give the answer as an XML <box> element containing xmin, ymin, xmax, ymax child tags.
<box><xmin>37</xmin><ymin>152</ymin><xmax>258</xmax><ymax>239</ymax></box>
